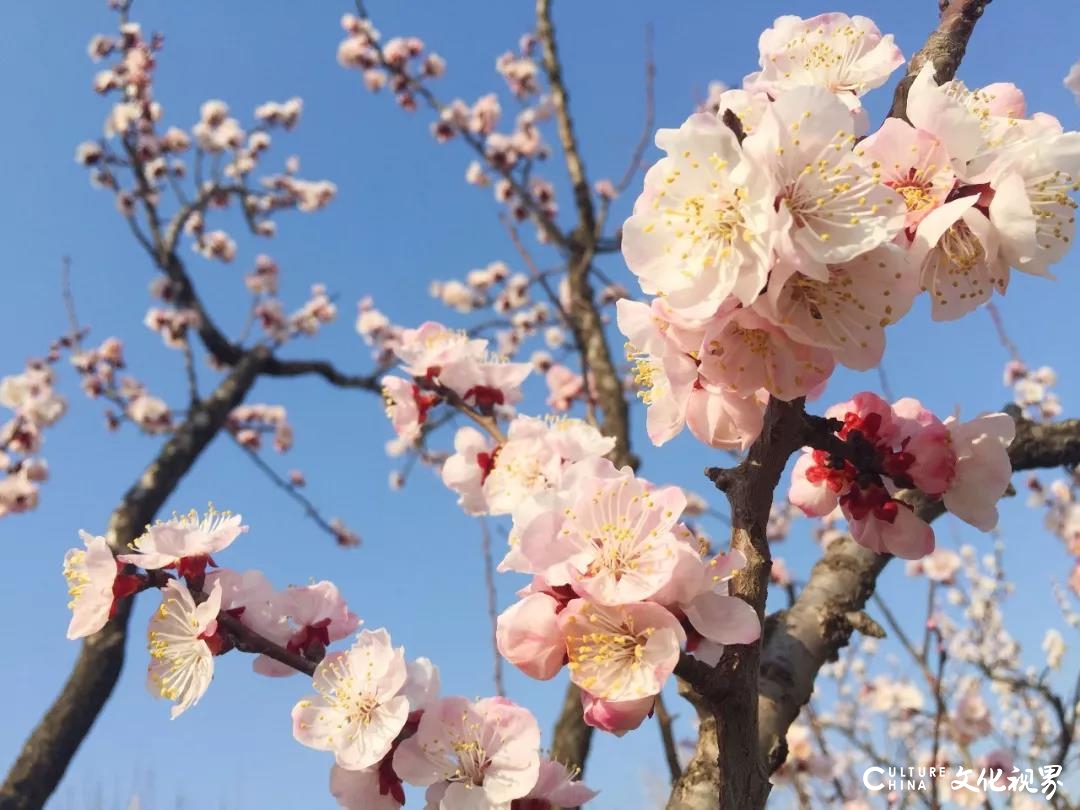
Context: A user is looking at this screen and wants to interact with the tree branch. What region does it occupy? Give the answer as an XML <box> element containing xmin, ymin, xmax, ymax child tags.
<box><xmin>655</xmin><ymin>693</ymin><xmax>682</xmax><ymax>785</ymax></box>
<box><xmin>536</xmin><ymin>0</ymin><xmax>596</xmax><ymax>242</ymax></box>
<box><xmin>230</xmin><ymin>435</ymin><xmax>345</xmax><ymax>543</ymax></box>
<box><xmin>215</xmin><ymin>612</ymin><xmax>317</xmax><ymax>676</ymax></box>
<box><xmin>888</xmin><ymin>0</ymin><xmax>993</xmax><ymax>121</ymax></box>
<box><xmin>259</xmin><ymin>356</ymin><xmax>381</xmax><ymax>391</ymax></box>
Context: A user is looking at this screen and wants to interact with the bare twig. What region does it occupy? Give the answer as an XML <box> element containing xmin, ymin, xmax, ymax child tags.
<box><xmin>260</xmin><ymin>356</ymin><xmax>381</xmax><ymax>391</ymax></box>
<box><xmin>60</xmin><ymin>257</ymin><xmax>87</xmax><ymax>347</ymax></box>
<box><xmin>655</xmin><ymin>693</ymin><xmax>682</xmax><ymax>785</ymax></box>
<box><xmin>353</xmin><ymin>0</ymin><xmax>568</xmax><ymax>250</ymax></box>
<box><xmin>979</xmin><ymin>665</ymin><xmax>1074</xmax><ymax>767</ymax></box>
<box><xmin>616</xmin><ymin>26</ymin><xmax>655</xmax><ymax>198</ymax></box>
<box><xmin>536</xmin><ymin>0</ymin><xmax>596</xmax><ymax>243</ymax></box>
<box><xmin>804</xmin><ymin>703</ymin><xmax>848</xmax><ymax>803</ymax></box>
<box><xmin>930</xmin><ymin>640</ymin><xmax>947</xmax><ymax>810</ymax></box>
<box><xmin>229</xmin><ymin>436</ymin><xmax>346</xmax><ymax>544</ymax></box>
<box><xmin>986</xmin><ymin>302</ymin><xmax>1023</xmax><ymax>363</ymax></box>
<box><xmin>479</xmin><ymin>518</ymin><xmax>505</xmax><ymax>698</ymax></box>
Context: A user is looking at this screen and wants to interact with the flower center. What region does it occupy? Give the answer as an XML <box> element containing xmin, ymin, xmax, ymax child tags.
<box><xmin>940</xmin><ymin>221</ymin><xmax>984</xmax><ymax>274</ymax></box>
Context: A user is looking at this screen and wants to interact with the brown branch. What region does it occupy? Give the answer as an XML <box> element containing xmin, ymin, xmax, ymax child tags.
<box><xmin>1006</xmin><ymin>410</ymin><xmax>1080</xmax><ymax>470</ymax></box>
<box><xmin>685</xmin><ymin>399</ymin><xmax>812</xmax><ymax>809</ymax></box>
<box><xmin>230</xmin><ymin>436</ymin><xmax>345</xmax><ymax>543</ymax></box>
<box><xmin>655</xmin><ymin>693</ymin><xmax>682</xmax><ymax>784</ymax></box>
<box><xmin>536</xmin><ymin>0</ymin><xmax>596</xmax><ymax>243</ymax></box>
<box><xmin>181</xmin><ymin>337</ymin><xmax>199</xmax><ymax>403</ymax></box>
<box><xmin>888</xmin><ymin>0</ymin><xmax>993</xmax><ymax>121</ymax></box>
<box><xmin>215</xmin><ymin>612</ymin><xmax>317</xmax><ymax>676</ymax></box>
<box><xmin>0</xmin><ymin>347</ymin><xmax>269</xmax><ymax>810</ymax></box>
<box><xmin>121</xmin><ymin>140</ymin><xmax>244</xmax><ymax>368</ymax></box>
<box><xmin>479</xmin><ymin>518</ymin><xmax>505</xmax><ymax>698</ymax></box>
<box><xmin>260</xmin><ymin>356</ymin><xmax>381</xmax><ymax>391</ymax></box>
<box><xmin>666</xmin><ymin>679</ymin><xmax>721</xmax><ymax>808</ymax></box>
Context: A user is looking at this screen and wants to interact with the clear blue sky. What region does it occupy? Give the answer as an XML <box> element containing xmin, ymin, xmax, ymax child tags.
<box><xmin>1</xmin><ymin>1</ymin><xmax>1078</xmax><ymax>808</ymax></box>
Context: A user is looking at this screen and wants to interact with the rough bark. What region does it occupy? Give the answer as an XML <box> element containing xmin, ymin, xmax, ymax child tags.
<box><xmin>666</xmin><ymin>684</ymin><xmax>720</xmax><ymax>809</ymax></box>
<box><xmin>0</xmin><ymin>348</ymin><xmax>268</xmax><ymax>810</ymax></box>
<box><xmin>889</xmin><ymin>0</ymin><xmax>993</xmax><ymax>121</ymax></box>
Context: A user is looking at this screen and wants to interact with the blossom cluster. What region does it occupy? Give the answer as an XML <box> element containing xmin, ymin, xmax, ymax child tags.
<box><xmin>789</xmin><ymin>392</ymin><xmax>1014</xmax><ymax>558</ymax></box>
<box><xmin>0</xmin><ymin>322</ymin><xmax>195</xmax><ymax>519</ymax></box>
<box><xmin>1004</xmin><ymin>360</ymin><xmax>1062</xmax><ymax>422</ymax></box>
<box><xmin>371</xmin><ymin>321</ymin><xmax>763</xmax><ymax>733</ymax></box>
<box><xmin>619</xmin><ymin>12</ymin><xmax>1080</xmax><ymax>452</ymax></box>
<box><xmin>69</xmin><ymin>332</ymin><xmax>174</xmax><ymax>435</ymax></box>
<box><xmin>1026</xmin><ymin>473</ymin><xmax>1080</xmax><ymax>595</ymax></box>
<box><xmin>79</xmin><ymin>15</ymin><xmax>342</xmax><ymax>360</ymax></box>
<box><xmin>337</xmin><ymin>11</ymin><xmax>577</xmax><ymax>243</ymax></box>
<box><xmin>226</xmin><ymin>403</ymin><xmax>294</xmax><ymax>453</ymax></box>
<box><xmin>62</xmin><ymin>508</ymin><xmax>595</xmax><ymax>808</ymax></box>
<box><xmin>0</xmin><ymin>363</ymin><xmax>64</xmax><ymax>517</ymax></box>
<box><xmin>381</xmin><ymin>321</ymin><xmax>532</xmax><ymax>452</ymax></box>
<box><xmin>438</xmin><ymin>414</ymin><xmax>758</xmax><ymax>734</ymax></box>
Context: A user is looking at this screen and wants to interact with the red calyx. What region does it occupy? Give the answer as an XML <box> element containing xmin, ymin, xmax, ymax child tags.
<box><xmin>463</xmin><ymin>385</ymin><xmax>506</xmax><ymax>415</ymax></box>
<box><xmin>476</xmin><ymin>446</ymin><xmax>500</xmax><ymax>483</ymax></box>
<box><xmin>378</xmin><ymin>736</ymin><xmax>410</xmax><ymax>805</ymax></box>
<box><xmin>198</xmin><ymin>625</ymin><xmax>229</xmax><ymax>656</ymax></box>
<box><xmin>109</xmin><ymin>569</ymin><xmax>145</xmax><ymax>618</ymax></box>
<box><xmin>804</xmin><ymin>449</ymin><xmax>855</xmax><ymax>494</ymax></box>
<box><xmin>841</xmin><ymin>483</ymin><xmax>900</xmax><ymax>524</ymax></box>
<box><xmin>541</xmin><ymin>583</ymin><xmax>578</xmax><ymax>613</ymax></box>
<box><xmin>176</xmin><ymin>554</ymin><xmax>216</xmax><ymax>584</ymax></box>
<box><xmin>411</xmin><ymin>384</ymin><xmax>441</xmax><ymax>424</ymax></box>
<box><xmin>287</xmin><ymin>618</ymin><xmax>332</xmax><ymax>656</ymax></box>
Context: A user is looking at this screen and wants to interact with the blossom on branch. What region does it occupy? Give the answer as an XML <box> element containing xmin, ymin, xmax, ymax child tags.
<box><xmin>147</xmin><ymin>579</ymin><xmax>222</xmax><ymax>718</ymax></box>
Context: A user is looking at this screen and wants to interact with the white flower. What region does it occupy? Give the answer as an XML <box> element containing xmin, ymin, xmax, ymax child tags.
<box><xmin>746</xmin><ymin>13</ymin><xmax>904</xmax><ymax>100</ymax></box>
<box><xmin>745</xmin><ymin>86</ymin><xmax>906</xmax><ymax>276</ymax></box>
<box><xmin>1043</xmin><ymin>629</ymin><xmax>1066</xmax><ymax>670</ymax></box>
<box><xmin>119</xmin><ymin>507</ymin><xmax>247</xmax><ymax>570</ymax></box>
<box><xmin>147</xmin><ymin>580</ymin><xmax>221</xmax><ymax>718</ymax></box>
<box><xmin>64</xmin><ymin>530</ymin><xmax>119</xmax><ymax>639</ymax></box>
<box><xmin>292</xmin><ymin>629</ymin><xmax>410</xmax><ymax>770</ymax></box>
<box><xmin>393</xmin><ymin>696</ymin><xmax>541</xmax><ymax>807</ymax></box>
<box><xmin>622</xmin><ymin>112</ymin><xmax>781</xmax><ymax>320</ymax></box>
